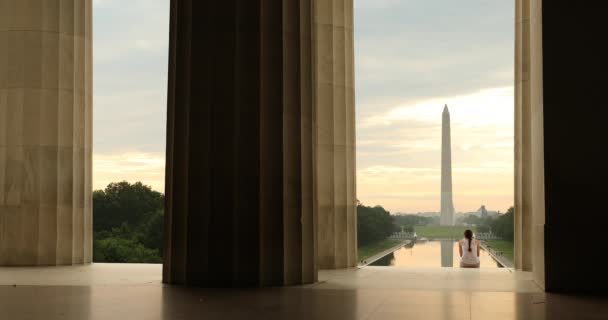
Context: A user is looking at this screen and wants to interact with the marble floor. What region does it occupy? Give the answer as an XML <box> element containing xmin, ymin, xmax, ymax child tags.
<box><xmin>0</xmin><ymin>264</ymin><xmax>606</xmax><ymax>320</ymax></box>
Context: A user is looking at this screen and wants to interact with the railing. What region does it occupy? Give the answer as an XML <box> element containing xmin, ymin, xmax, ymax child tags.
<box><xmin>389</xmin><ymin>231</ymin><xmax>501</xmax><ymax>240</ymax></box>
<box><xmin>480</xmin><ymin>242</ymin><xmax>513</xmax><ymax>268</ymax></box>
<box><xmin>389</xmin><ymin>232</ymin><xmax>417</xmax><ymax>239</ymax></box>
<box><xmin>474</xmin><ymin>232</ymin><xmax>500</xmax><ymax>240</ymax></box>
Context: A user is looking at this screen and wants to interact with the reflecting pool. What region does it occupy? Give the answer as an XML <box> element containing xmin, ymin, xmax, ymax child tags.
<box><xmin>370</xmin><ymin>240</ymin><xmax>502</xmax><ymax>268</ymax></box>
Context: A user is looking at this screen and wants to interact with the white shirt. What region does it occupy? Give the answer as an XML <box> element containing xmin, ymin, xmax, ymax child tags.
<box><xmin>460</xmin><ymin>238</ymin><xmax>480</xmax><ymax>264</ymax></box>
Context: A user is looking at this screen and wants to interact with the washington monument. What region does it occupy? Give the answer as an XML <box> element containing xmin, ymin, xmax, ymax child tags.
<box><xmin>440</xmin><ymin>105</ymin><xmax>455</xmax><ymax>226</ymax></box>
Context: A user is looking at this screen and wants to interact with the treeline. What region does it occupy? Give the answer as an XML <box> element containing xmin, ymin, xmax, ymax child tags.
<box><xmin>92</xmin><ymin>181</ymin><xmax>513</xmax><ymax>263</ymax></box>
<box><xmin>93</xmin><ymin>184</ymin><xmax>405</xmax><ymax>262</ymax></box>
<box><xmin>93</xmin><ymin>181</ymin><xmax>164</xmax><ymax>263</ymax></box>
<box><xmin>460</xmin><ymin>207</ymin><xmax>514</xmax><ymax>241</ymax></box>
<box><xmin>357</xmin><ymin>204</ymin><xmax>398</xmax><ymax>247</ymax></box>
<box><xmin>491</xmin><ymin>207</ymin><xmax>514</xmax><ymax>241</ymax></box>
<box><xmin>392</xmin><ymin>215</ymin><xmax>435</xmax><ymax>232</ymax></box>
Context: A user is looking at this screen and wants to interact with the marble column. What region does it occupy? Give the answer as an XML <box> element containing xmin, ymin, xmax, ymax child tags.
<box><xmin>540</xmin><ymin>1</ymin><xmax>608</xmax><ymax>293</ymax></box>
<box><xmin>0</xmin><ymin>0</ymin><xmax>93</xmax><ymax>266</ymax></box>
<box><xmin>314</xmin><ymin>0</ymin><xmax>357</xmax><ymax>269</ymax></box>
<box><xmin>164</xmin><ymin>0</ymin><xmax>316</xmax><ymax>286</ymax></box>
<box><xmin>514</xmin><ymin>0</ymin><xmax>544</xmax><ymax>288</ymax></box>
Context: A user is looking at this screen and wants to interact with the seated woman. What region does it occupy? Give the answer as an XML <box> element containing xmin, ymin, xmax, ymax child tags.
<box><xmin>459</xmin><ymin>229</ymin><xmax>480</xmax><ymax>268</ymax></box>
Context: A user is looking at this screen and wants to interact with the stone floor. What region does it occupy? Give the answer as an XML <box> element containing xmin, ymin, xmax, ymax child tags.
<box><xmin>0</xmin><ymin>264</ymin><xmax>606</xmax><ymax>319</ymax></box>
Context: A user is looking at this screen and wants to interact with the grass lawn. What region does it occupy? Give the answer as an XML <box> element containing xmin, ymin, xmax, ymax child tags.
<box><xmin>414</xmin><ymin>226</ymin><xmax>475</xmax><ymax>239</ymax></box>
<box><xmin>485</xmin><ymin>240</ymin><xmax>514</xmax><ymax>263</ymax></box>
<box><xmin>358</xmin><ymin>239</ymin><xmax>403</xmax><ymax>261</ymax></box>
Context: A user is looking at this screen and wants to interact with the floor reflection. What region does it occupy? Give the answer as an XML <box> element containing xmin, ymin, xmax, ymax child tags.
<box><xmin>441</xmin><ymin>240</ymin><xmax>454</xmax><ymax>267</ymax></box>
<box><xmin>1</xmin><ymin>264</ymin><xmax>605</xmax><ymax>320</ymax></box>
<box><xmin>1</xmin><ymin>279</ymin><xmax>605</xmax><ymax>319</ymax></box>
<box><xmin>161</xmin><ymin>287</ymin><xmax>360</xmax><ymax>320</ymax></box>
<box><xmin>0</xmin><ymin>286</ymin><xmax>92</xmax><ymax>319</ymax></box>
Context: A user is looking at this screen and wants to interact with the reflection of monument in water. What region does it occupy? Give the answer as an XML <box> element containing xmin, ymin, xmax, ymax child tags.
<box><xmin>440</xmin><ymin>105</ymin><xmax>455</xmax><ymax>226</ymax></box>
<box><xmin>440</xmin><ymin>240</ymin><xmax>453</xmax><ymax>267</ymax></box>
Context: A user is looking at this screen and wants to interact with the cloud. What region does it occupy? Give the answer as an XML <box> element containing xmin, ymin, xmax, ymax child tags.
<box><xmin>355</xmin><ymin>0</ymin><xmax>514</xmax><ymax>113</ymax></box>
<box><xmin>91</xmin><ymin>0</ymin><xmax>514</xmax><ymax>213</ymax></box>
<box><xmin>93</xmin><ymin>0</ymin><xmax>169</xmax><ymax>155</ymax></box>
<box><xmin>93</xmin><ymin>89</ymin><xmax>167</xmax><ymax>153</ymax></box>
<box><xmin>94</xmin><ymin>152</ymin><xmax>166</xmax><ymax>191</ymax></box>
<box><xmin>356</xmin><ymin>86</ymin><xmax>514</xmax><ymax>212</ymax></box>
<box><xmin>357</xmin><ymin>161</ymin><xmax>513</xmax><ymax>213</ymax></box>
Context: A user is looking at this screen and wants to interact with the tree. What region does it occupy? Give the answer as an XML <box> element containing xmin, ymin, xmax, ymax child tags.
<box><xmin>93</xmin><ymin>237</ymin><xmax>162</xmax><ymax>263</ymax></box>
<box><xmin>137</xmin><ymin>209</ymin><xmax>164</xmax><ymax>256</ymax></box>
<box><xmin>392</xmin><ymin>214</ymin><xmax>434</xmax><ymax>227</ymax></box>
<box><xmin>402</xmin><ymin>225</ymin><xmax>414</xmax><ymax>233</ymax></box>
<box><xmin>462</xmin><ymin>214</ymin><xmax>482</xmax><ymax>226</ymax></box>
<box><xmin>93</xmin><ymin>181</ymin><xmax>164</xmax><ymax>262</ymax></box>
<box><xmin>357</xmin><ymin>204</ymin><xmax>396</xmax><ymax>246</ymax></box>
<box><xmin>491</xmin><ymin>207</ymin><xmax>514</xmax><ymax>241</ymax></box>
<box><xmin>477</xmin><ymin>225</ymin><xmax>490</xmax><ymax>233</ymax></box>
<box><xmin>93</xmin><ymin>181</ymin><xmax>164</xmax><ymax>232</ymax></box>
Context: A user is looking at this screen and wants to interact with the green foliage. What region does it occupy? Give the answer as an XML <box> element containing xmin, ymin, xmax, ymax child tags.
<box><xmin>358</xmin><ymin>239</ymin><xmax>403</xmax><ymax>261</ymax></box>
<box><xmin>93</xmin><ymin>181</ymin><xmax>164</xmax><ymax>263</ymax></box>
<box><xmin>93</xmin><ymin>181</ymin><xmax>163</xmax><ymax>232</ymax></box>
<box><xmin>485</xmin><ymin>240</ymin><xmax>514</xmax><ymax>263</ymax></box>
<box><xmin>476</xmin><ymin>225</ymin><xmax>490</xmax><ymax>233</ymax></box>
<box><xmin>402</xmin><ymin>225</ymin><xmax>415</xmax><ymax>233</ymax></box>
<box><xmin>137</xmin><ymin>209</ymin><xmax>164</xmax><ymax>255</ymax></box>
<box><xmin>357</xmin><ymin>204</ymin><xmax>396</xmax><ymax>247</ymax></box>
<box><xmin>393</xmin><ymin>214</ymin><xmax>435</xmax><ymax>227</ymax></box>
<box><xmin>94</xmin><ymin>237</ymin><xmax>162</xmax><ymax>263</ymax></box>
<box><xmin>461</xmin><ymin>214</ymin><xmax>482</xmax><ymax>225</ymax></box>
<box><xmin>460</xmin><ymin>214</ymin><xmax>494</xmax><ymax>228</ymax></box>
<box><xmin>490</xmin><ymin>207</ymin><xmax>514</xmax><ymax>241</ymax></box>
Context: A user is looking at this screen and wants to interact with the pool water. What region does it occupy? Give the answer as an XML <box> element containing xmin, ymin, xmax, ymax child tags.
<box><xmin>370</xmin><ymin>240</ymin><xmax>502</xmax><ymax>268</ymax></box>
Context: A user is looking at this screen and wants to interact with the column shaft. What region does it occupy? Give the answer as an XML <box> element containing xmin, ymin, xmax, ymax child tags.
<box><xmin>164</xmin><ymin>0</ymin><xmax>316</xmax><ymax>287</ymax></box>
<box><xmin>541</xmin><ymin>0</ymin><xmax>608</xmax><ymax>293</ymax></box>
<box><xmin>314</xmin><ymin>0</ymin><xmax>357</xmax><ymax>269</ymax></box>
<box><xmin>514</xmin><ymin>0</ymin><xmax>544</xmax><ymax>287</ymax></box>
<box><xmin>0</xmin><ymin>0</ymin><xmax>93</xmax><ymax>266</ymax></box>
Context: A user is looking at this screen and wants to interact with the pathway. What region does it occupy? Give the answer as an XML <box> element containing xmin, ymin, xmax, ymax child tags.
<box><xmin>480</xmin><ymin>242</ymin><xmax>514</xmax><ymax>268</ymax></box>
<box><xmin>358</xmin><ymin>240</ymin><xmax>410</xmax><ymax>267</ymax></box>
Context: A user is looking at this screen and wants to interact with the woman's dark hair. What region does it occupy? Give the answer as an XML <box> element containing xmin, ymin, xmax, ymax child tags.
<box><xmin>464</xmin><ymin>229</ymin><xmax>473</xmax><ymax>252</ymax></box>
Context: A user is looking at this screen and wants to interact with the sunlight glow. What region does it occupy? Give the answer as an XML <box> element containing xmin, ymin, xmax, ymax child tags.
<box><xmin>356</xmin><ymin>86</ymin><xmax>514</xmax><ymax>213</ymax></box>
<box><xmin>94</xmin><ymin>152</ymin><xmax>166</xmax><ymax>191</ymax></box>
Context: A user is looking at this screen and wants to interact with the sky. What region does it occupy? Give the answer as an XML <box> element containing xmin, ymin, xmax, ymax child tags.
<box><xmin>93</xmin><ymin>0</ymin><xmax>169</xmax><ymax>190</ymax></box>
<box><xmin>92</xmin><ymin>0</ymin><xmax>514</xmax><ymax>214</ymax></box>
<box><xmin>354</xmin><ymin>0</ymin><xmax>514</xmax><ymax>213</ymax></box>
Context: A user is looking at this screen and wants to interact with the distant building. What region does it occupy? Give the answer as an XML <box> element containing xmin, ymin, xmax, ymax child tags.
<box><xmin>440</xmin><ymin>105</ymin><xmax>455</xmax><ymax>226</ymax></box>
<box><xmin>479</xmin><ymin>205</ymin><xmax>488</xmax><ymax>218</ymax></box>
